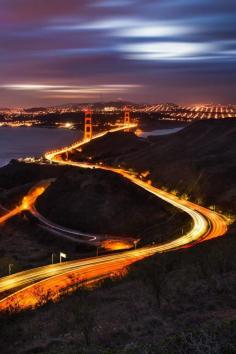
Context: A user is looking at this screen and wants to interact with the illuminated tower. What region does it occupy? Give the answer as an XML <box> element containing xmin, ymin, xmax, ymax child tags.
<box><xmin>84</xmin><ymin>109</ymin><xmax>93</xmax><ymax>141</ymax></box>
<box><xmin>124</xmin><ymin>109</ymin><xmax>131</xmax><ymax>126</ymax></box>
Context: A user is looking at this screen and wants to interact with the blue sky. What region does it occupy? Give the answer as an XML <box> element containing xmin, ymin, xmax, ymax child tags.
<box><xmin>0</xmin><ymin>0</ymin><xmax>235</xmax><ymax>106</ymax></box>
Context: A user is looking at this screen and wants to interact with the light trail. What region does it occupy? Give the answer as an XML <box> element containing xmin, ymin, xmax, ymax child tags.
<box><xmin>0</xmin><ymin>183</ymin><xmax>48</xmax><ymax>224</ymax></box>
<box><xmin>0</xmin><ymin>124</ymin><xmax>228</xmax><ymax>313</ymax></box>
<box><xmin>30</xmin><ymin>202</ymin><xmax>135</xmax><ymax>250</ymax></box>
<box><xmin>45</xmin><ymin>123</ymin><xmax>137</xmax><ymax>161</ymax></box>
<box><xmin>30</xmin><ymin>204</ymin><xmax>98</xmax><ymax>243</ymax></box>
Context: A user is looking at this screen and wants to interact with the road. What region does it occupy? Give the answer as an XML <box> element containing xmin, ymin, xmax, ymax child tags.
<box><xmin>31</xmin><ymin>204</ymin><xmax>98</xmax><ymax>243</ymax></box>
<box><xmin>0</xmin><ymin>124</ymin><xmax>228</xmax><ymax>312</ymax></box>
<box><xmin>30</xmin><ymin>197</ymin><xmax>135</xmax><ymax>249</ymax></box>
<box><xmin>0</xmin><ymin>183</ymin><xmax>47</xmax><ymax>224</ymax></box>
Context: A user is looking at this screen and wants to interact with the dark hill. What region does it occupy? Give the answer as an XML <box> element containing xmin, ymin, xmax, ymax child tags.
<box><xmin>69</xmin><ymin>131</ymin><xmax>149</xmax><ymax>164</ymax></box>
<box><xmin>37</xmin><ymin>168</ymin><xmax>190</xmax><ymax>241</ymax></box>
<box><xmin>70</xmin><ymin>120</ymin><xmax>236</xmax><ymax>213</ymax></box>
<box><xmin>0</xmin><ymin>160</ymin><xmax>72</xmax><ymax>190</ymax></box>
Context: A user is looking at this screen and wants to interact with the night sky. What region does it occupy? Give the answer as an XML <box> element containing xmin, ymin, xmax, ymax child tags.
<box><xmin>1</xmin><ymin>0</ymin><xmax>236</xmax><ymax>107</ymax></box>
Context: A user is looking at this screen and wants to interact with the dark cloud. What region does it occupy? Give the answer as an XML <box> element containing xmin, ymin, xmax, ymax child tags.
<box><xmin>0</xmin><ymin>0</ymin><xmax>235</xmax><ymax>106</ymax></box>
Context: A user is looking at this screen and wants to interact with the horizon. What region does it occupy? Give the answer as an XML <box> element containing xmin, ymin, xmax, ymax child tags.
<box><xmin>1</xmin><ymin>100</ymin><xmax>236</xmax><ymax>110</ymax></box>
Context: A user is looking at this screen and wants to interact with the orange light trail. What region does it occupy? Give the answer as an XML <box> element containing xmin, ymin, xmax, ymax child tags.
<box><xmin>0</xmin><ymin>185</ymin><xmax>47</xmax><ymax>224</ymax></box>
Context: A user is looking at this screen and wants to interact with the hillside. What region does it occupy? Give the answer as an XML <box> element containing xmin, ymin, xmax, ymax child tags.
<box><xmin>1</xmin><ymin>225</ymin><xmax>235</xmax><ymax>353</ymax></box>
<box><xmin>37</xmin><ymin>168</ymin><xmax>190</xmax><ymax>242</ymax></box>
<box><xmin>0</xmin><ymin>160</ymin><xmax>72</xmax><ymax>190</ymax></box>
<box><xmin>68</xmin><ymin>131</ymin><xmax>149</xmax><ymax>164</ymax></box>
<box><xmin>70</xmin><ymin>120</ymin><xmax>236</xmax><ymax>214</ymax></box>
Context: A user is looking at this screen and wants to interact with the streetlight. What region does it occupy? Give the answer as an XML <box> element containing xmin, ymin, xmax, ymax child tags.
<box><xmin>9</xmin><ymin>264</ymin><xmax>14</xmax><ymax>275</ymax></box>
<box><xmin>134</xmin><ymin>239</ymin><xmax>141</xmax><ymax>250</ymax></box>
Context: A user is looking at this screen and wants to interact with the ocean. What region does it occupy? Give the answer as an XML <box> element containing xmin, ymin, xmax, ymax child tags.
<box><xmin>0</xmin><ymin>127</ymin><xmax>82</xmax><ymax>167</ymax></box>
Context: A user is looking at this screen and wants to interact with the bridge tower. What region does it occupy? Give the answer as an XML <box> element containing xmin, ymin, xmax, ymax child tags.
<box><xmin>84</xmin><ymin>109</ymin><xmax>93</xmax><ymax>141</ymax></box>
<box><xmin>124</xmin><ymin>108</ymin><xmax>131</xmax><ymax>126</ymax></box>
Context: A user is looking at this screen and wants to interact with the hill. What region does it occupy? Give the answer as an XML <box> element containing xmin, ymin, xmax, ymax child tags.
<box><xmin>0</xmin><ymin>160</ymin><xmax>72</xmax><ymax>190</ymax></box>
<box><xmin>37</xmin><ymin>168</ymin><xmax>190</xmax><ymax>242</ymax></box>
<box><xmin>70</xmin><ymin>120</ymin><xmax>236</xmax><ymax>214</ymax></box>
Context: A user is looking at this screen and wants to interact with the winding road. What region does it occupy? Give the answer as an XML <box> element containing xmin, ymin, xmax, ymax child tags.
<box><xmin>0</xmin><ymin>124</ymin><xmax>228</xmax><ymax>312</ymax></box>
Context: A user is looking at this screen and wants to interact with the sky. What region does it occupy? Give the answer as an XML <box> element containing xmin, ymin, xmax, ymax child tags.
<box><xmin>0</xmin><ymin>0</ymin><xmax>236</xmax><ymax>107</ymax></box>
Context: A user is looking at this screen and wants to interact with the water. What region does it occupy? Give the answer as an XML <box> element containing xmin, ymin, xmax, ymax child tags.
<box><xmin>140</xmin><ymin>127</ymin><xmax>183</xmax><ymax>138</ymax></box>
<box><xmin>0</xmin><ymin>127</ymin><xmax>82</xmax><ymax>167</ymax></box>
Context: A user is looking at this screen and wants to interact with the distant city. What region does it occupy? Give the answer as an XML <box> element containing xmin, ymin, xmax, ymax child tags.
<box><xmin>0</xmin><ymin>102</ymin><xmax>235</xmax><ymax>128</ymax></box>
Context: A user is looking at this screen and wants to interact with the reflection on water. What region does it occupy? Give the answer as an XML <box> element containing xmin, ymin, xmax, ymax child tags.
<box><xmin>0</xmin><ymin>127</ymin><xmax>82</xmax><ymax>167</ymax></box>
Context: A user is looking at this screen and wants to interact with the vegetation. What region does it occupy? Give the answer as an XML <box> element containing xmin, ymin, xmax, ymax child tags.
<box><xmin>0</xmin><ymin>160</ymin><xmax>72</xmax><ymax>190</ymax></box>
<box><xmin>0</xmin><ymin>225</ymin><xmax>235</xmax><ymax>353</ymax></box>
<box><xmin>37</xmin><ymin>168</ymin><xmax>191</xmax><ymax>242</ymax></box>
<box><xmin>72</xmin><ymin>120</ymin><xmax>236</xmax><ymax>215</ymax></box>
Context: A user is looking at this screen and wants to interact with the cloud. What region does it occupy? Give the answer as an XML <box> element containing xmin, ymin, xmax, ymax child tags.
<box><xmin>115</xmin><ymin>23</ymin><xmax>190</xmax><ymax>38</ymax></box>
<box><xmin>0</xmin><ymin>0</ymin><xmax>235</xmax><ymax>106</ymax></box>
<box><xmin>91</xmin><ymin>0</ymin><xmax>137</xmax><ymax>8</ymax></box>
<box><xmin>118</xmin><ymin>41</ymin><xmax>236</xmax><ymax>61</ymax></box>
<box><xmin>1</xmin><ymin>84</ymin><xmax>142</xmax><ymax>97</ymax></box>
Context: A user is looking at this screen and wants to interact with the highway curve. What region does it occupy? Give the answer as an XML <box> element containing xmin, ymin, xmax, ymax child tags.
<box><xmin>0</xmin><ymin>124</ymin><xmax>229</xmax><ymax>312</ymax></box>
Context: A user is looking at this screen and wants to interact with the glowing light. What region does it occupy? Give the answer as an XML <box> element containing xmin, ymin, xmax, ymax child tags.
<box><xmin>135</xmin><ymin>128</ymin><xmax>143</xmax><ymax>136</ymax></box>
<box><xmin>64</xmin><ymin>122</ymin><xmax>73</xmax><ymax>129</ymax></box>
<box><xmin>21</xmin><ymin>187</ymin><xmax>46</xmax><ymax>211</ymax></box>
<box><xmin>102</xmin><ymin>240</ymin><xmax>133</xmax><ymax>251</ymax></box>
<box><xmin>0</xmin><ymin>185</ymin><xmax>47</xmax><ymax>224</ymax></box>
<box><xmin>141</xmin><ymin>170</ymin><xmax>150</xmax><ymax>178</ymax></box>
